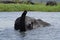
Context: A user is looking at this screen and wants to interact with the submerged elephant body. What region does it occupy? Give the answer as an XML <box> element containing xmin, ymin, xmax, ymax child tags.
<box><xmin>14</xmin><ymin>11</ymin><xmax>50</xmax><ymax>32</ymax></box>
<box><xmin>25</xmin><ymin>16</ymin><xmax>50</xmax><ymax>29</ymax></box>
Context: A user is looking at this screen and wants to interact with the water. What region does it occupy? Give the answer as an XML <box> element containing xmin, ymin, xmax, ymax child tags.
<box><xmin>0</xmin><ymin>12</ymin><xmax>60</xmax><ymax>40</ymax></box>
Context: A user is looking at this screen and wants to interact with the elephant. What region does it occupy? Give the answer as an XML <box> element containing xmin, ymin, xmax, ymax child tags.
<box><xmin>46</xmin><ymin>1</ymin><xmax>57</xmax><ymax>6</ymax></box>
<box><xmin>27</xmin><ymin>1</ymin><xmax>35</xmax><ymax>5</ymax></box>
<box><xmin>14</xmin><ymin>10</ymin><xmax>50</xmax><ymax>32</ymax></box>
<box><xmin>1</xmin><ymin>1</ymin><xmax>16</xmax><ymax>4</ymax></box>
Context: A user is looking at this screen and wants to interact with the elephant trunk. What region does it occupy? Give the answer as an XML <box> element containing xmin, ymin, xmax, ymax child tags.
<box><xmin>19</xmin><ymin>10</ymin><xmax>27</xmax><ymax>32</ymax></box>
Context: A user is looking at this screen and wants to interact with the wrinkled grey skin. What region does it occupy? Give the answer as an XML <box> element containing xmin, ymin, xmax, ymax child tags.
<box><xmin>14</xmin><ymin>11</ymin><xmax>50</xmax><ymax>32</ymax></box>
<box><xmin>25</xmin><ymin>16</ymin><xmax>50</xmax><ymax>29</ymax></box>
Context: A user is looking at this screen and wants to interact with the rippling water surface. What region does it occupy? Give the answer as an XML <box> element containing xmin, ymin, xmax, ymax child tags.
<box><xmin>0</xmin><ymin>12</ymin><xmax>60</xmax><ymax>40</ymax></box>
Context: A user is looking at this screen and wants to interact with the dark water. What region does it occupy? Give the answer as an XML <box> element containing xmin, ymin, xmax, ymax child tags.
<box><xmin>0</xmin><ymin>12</ymin><xmax>60</xmax><ymax>40</ymax></box>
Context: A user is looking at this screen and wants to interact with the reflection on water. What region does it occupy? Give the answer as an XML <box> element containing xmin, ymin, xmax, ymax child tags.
<box><xmin>20</xmin><ymin>32</ymin><xmax>26</xmax><ymax>37</ymax></box>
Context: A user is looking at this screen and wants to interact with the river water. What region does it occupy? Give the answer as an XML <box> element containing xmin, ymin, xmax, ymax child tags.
<box><xmin>0</xmin><ymin>12</ymin><xmax>60</xmax><ymax>40</ymax></box>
